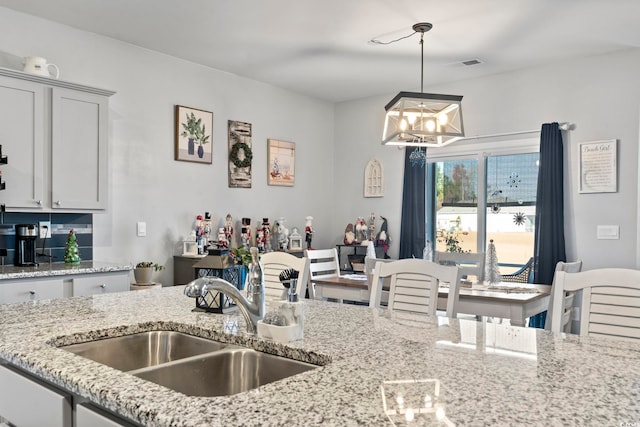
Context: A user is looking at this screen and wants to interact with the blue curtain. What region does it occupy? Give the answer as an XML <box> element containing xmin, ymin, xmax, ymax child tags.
<box><xmin>399</xmin><ymin>148</ymin><xmax>426</xmax><ymax>259</ymax></box>
<box><xmin>529</xmin><ymin>122</ymin><xmax>566</xmax><ymax>328</ymax></box>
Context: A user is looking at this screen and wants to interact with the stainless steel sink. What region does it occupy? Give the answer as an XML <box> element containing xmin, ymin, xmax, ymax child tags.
<box><xmin>131</xmin><ymin>348</ymin><xmax>317</xmax><ymax>396</ymax></box>
<box><xmin>61</xmin><ymin>330</ymin><xmax>319</xmax><ymax>396</ymax></box>
<box><xmin>61</xmin><ymin>331</ymin><xmax>227</xmax><ymax>371</ymax></box>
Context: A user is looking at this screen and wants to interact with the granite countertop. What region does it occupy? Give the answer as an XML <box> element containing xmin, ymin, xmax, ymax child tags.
<box><xmin>0</xmin><ymin>287</ymin><xmax>639</xmax><ymax>426</ymax></box>
<box><xmin>0</xmin><ymin>261</ymin><xmax>131</xmax><ymax>280</ymax></box>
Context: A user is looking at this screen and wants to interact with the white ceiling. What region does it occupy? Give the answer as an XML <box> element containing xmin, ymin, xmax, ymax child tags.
<box><xmin>1</xmin><ymin>0</ymin><xmax>639</xmax><ymax>103</ymax></box>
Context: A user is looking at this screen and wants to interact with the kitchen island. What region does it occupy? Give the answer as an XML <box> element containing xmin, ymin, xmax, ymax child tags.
<box><xmin>0</xmin><ymin>286</ymin><xmax>638</xmax><ymax>426</ymax></box>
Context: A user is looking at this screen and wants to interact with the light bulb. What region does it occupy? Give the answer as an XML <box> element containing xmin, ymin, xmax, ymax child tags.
<box><xmin>400</xmin><ymin>119</ymin><xmax>408</xmax><ymax>131</ymax></box>
<box><xmin>435</xmin><ymin>405</ymin><xmax>446</xmax><ymax>420</ymax></box>
<box><xmin>426</xmin><ymin>119</ymin><xmax>436</xmax><ymax>132</ymax></box>
<box><xmin>405</xmin><ymin>407</ymin><xmax>415</xmax><ymax>422</ymax></box>
<box><xmin>438</xmin><ymin>114</ymin><xmax>448</xmax><ymax>126</ymax></box>
<box><xmin>396</xmin><ymin>395</ymin><xmax>404</xmax><ymax>406</ymax></box>
<box><xmin>407</xmin><ymin>114</ymin><xmax>417</xmax><ymax>125</ymax></box>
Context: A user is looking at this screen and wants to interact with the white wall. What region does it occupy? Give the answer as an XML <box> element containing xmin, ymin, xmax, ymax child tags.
<box><xmin>0</xmin><ymin>7</ymin><xmax>335</xmax><ymax>285</ymax></box>
<box><xmin>2</xmin><ymin>6</ymin><xmax>639</xmax><ymax>282</ymax></box>
<box><xmin>335</xmin><ymin>48</ymin><xmax>640</xmax><ymax>269</ymax></box>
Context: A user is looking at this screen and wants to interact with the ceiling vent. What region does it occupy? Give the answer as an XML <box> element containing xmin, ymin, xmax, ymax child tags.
<box><xmin>461</xmin><ymin>59</ymin><xmax>482</xmax><ymax>66</ymax></box>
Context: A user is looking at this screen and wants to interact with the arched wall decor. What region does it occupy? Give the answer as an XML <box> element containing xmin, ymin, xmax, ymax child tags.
<box><xmin>364</xmin><ymin>158</ymin><xmax>384</xmax><ymax>198</ymax></box>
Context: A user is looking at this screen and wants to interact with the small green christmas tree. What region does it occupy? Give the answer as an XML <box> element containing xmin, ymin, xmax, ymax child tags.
<box><xmin>64</xmin><ymin>229</ymin><xmax>81</xmax><ymax>264</ymax></box>
<box><xmin>485</xmin><ymin>239</ymin><xmax>502</xmax><ymax>285</ymax></box>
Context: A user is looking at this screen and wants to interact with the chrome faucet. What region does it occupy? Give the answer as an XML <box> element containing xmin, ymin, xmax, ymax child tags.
<box><xmin>184</xmin><ymin>277</ymin><xmax>265</xmax><ymax>333</ymax></box>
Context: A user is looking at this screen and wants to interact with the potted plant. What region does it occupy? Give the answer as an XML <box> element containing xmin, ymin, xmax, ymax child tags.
<box><xmin>134</xmin><ymin>261</ymin><xmax>164</xmax><ymax>284</ymax></box>
<box><xmin>181</xmin><ymin>112</ymin><xmax>210</xmax><ymax>158</ymax></box>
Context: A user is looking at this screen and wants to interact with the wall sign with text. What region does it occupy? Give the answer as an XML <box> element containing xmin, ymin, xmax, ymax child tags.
<box><xmin>579</xmin><ymin>139</ymin><xmax>617</xmax><ymax>193</ymax></box>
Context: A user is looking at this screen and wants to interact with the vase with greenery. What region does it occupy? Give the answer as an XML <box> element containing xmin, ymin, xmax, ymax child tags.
<box><xmin>134</xmin><ymin>261</ymin><xmax>164</xmax><ymax>284</ymax></box>
<box><xmin>181</xmin><ymin>112</ymin><xmax>210</xmax><ymax>157</ymax></box>
<box><xmin>231</xmin><ymin>247</ymin><xmax>253</xmax><ymax>290</ymax></box>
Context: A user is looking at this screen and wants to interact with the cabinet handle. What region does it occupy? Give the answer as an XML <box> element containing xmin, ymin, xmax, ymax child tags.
<box><xmin>29</xmin><ymin>290</ymin><xmax>36</xmax><ymax>295</ymax></box>
<box><xmin>100</xmin><ymin>284</ymin><xmax>107</xmax><ymax>289</ymax></box>
<box><xmin>35</xmin><ymin>200</ymin><xmax>42</xmax><ymax>206</ymax></box>
<box><xmin>55</xmin><ymin>201</ymin><xmax>61</xmax><ymax>206</ymax></box>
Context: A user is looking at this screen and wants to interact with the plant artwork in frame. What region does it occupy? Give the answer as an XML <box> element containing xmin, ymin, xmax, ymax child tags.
<box><xmin>175</xmin><ymin>105</ymin><xmax>213</xmax><ymax>164</ymax></box>
<box><xmin>228</xmin><ymin>120</ymin><xmax>252</xmax><ymax>188</ymax></box>
<box><xmin>267</xmin><ymin>139</ymin><xmax>295</xmax><ymax>186</ymax></box>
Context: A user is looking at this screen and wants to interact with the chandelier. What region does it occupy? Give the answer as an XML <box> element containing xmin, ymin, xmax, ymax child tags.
<box><xmin>382</xmin><ymin>23</ymin><xmax>465</xmax><ymax>148</ymax></box>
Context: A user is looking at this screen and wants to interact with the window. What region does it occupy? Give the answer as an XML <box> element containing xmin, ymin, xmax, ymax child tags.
<box><xmin>426</xmin><ymin>139</ymin><xmax>539</xmax><ymax>272</ymax></box>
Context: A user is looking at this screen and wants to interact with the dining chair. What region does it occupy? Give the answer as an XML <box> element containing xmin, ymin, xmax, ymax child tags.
<box><xmin>544</xmin><ymin>259</ymin><xmax>583</xmax><ymax>332</ymax></box>
<box><xmin>502</xmin><ymin>257</ymin><xmax>534</xmax><ymax>283</ymax></box>
<box><xmin>434</xmin><ymin>251</ymin><xmax>485</xmax><ymax>281</ymax></box>
<box><xmin>369</xmin><ymin>259</ymin><xmax>462</xmax><ymax>317</ymax></box>
<box><xmin>259</xmin><ymin>252</ymin><xmax>310</xmax><ymax>299</ymax></box>
<box><xmin>364</xmin><ymin>257</ymin><xmax>393</xmax><ymax>305</ymax></box>
<box><xmin>550</xmin><ymin>268</ymin><xmax>640</xmax><ymax>342</ymax></box>
<box><xmin>304</xmin><ymin>248</ymin><xmax>340</xmax><ymax>300</ymax></box>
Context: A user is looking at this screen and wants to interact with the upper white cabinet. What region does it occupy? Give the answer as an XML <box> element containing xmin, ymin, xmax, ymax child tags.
<box><xmin>0</xmin><ymin>67</ymin><xmax>115</xmax><ymax>211</ymax></box>
<box><xmin>0</xmin><ymin>77</ymin><xmax>45</xmax><ymax>209</ymax></box>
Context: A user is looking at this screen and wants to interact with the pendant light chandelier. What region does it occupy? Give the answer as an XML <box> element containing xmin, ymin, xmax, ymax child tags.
<box><xmin>382</xmin><ymin>23</ymin><xmax>464</xmax><ymax>148</ymax></box>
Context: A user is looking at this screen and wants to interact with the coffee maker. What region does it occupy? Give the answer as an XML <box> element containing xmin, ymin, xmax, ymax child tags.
<box><xmin>15</xmin><ymin>224</ymin><xmax>38</xmax><ymax>267</ymax></box>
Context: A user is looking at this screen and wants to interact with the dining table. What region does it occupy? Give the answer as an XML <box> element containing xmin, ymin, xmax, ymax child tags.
<box><xmin>312</xmin><ymin>275</ymin><xmax>550</xmax><ymax>327</ymax></box>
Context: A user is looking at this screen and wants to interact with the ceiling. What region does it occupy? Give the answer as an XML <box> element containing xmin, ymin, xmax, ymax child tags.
<box><xmin>1</xmin><ymin>0</ymin><xmax>639</xmax><ymax>103</ymax></box>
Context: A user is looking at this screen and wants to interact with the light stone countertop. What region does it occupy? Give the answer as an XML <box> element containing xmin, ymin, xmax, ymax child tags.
<box><xmin>0</xmin><ymin>261</ymin><xmax>131</xmax><ymax>280</ymax></box>
<box><xmin>0</xmin><ymin>286</ymin><xmax>639</xmax><ymax>426</ymax></box>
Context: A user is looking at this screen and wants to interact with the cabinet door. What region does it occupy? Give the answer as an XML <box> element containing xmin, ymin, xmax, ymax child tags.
<box><xmin>0</xmin><ymin>76</ymin><xmax>45</xmax><ymax>209</ymax></box>
<box><xmin>0</xmin><ymin>364</ymin><xmax>72</xmax><ymax>427</ymax></box>
<box><xmin>73</xmin><ymin>272</ymin><xmax>130</xmax><ymax>296</ymax></box>
<box><xmin>0</xmin><ymin>277</ymin><xmax>64</xmax><ymax>304</ymax></box>
<box><xmin>51</xmin><ymin>88</ymin><xmax>108</xmax><ymax>210</ymax></box>
<box><xmin>76</xmin><ymin>402</ymin><xmax>136</xmax><ymax>427</ymax></box>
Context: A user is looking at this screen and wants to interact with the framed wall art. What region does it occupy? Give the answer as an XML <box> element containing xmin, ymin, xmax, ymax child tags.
<box><xmin>228</xmin><ymin>120</ymin><xmax>252</xmax><ymax>188</ymax></box>
<box><xmin>579</xmin><ymin>139</ymin><xmax>617</xmax><ymax>193</ymax></box>
<box><xmin>267</xmin><ymin>139</ymin><xmax>295</xmax><ymax>186</ymax></box>
<box><xmin>175</xmin><ymin>105</ymin><xmax>213</xmax><ymax>164</ymax></box>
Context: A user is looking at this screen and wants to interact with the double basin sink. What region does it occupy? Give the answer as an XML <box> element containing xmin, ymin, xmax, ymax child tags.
<box><xmin>62</xmin><ymin>331</ymin><xmax>317</xmax><ymax>396</ymax></box>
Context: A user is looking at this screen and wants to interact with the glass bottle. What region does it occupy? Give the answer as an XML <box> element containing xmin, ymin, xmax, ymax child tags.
<box><xmin>246</xmin><ymin>246</ymin><xmax>262</xmax><ymax>302</ymax></box>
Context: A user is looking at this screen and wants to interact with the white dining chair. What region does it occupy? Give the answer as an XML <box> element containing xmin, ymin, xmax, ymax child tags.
<box><xmin>544</xmin><ymin>259</ymin><xmax>582</xmax><ymax>332</ymax></box>
<box><xmin>259</xmin><ymin>252</ymin><xmax>309</xmax><ymax>299</ymax></box>
<box><xmin>550</xmin><ymin>268</ymin><xmax>640</xmax><ymax>342</ymax></box>
<box><xmin>304</xmin><ymin>248</ymin><xmax>340</xmax><ymax>300</ymax></box>
<box><xmin>435</xmin><ymin>251</ymin><xmax>485</xmax><ymax>281</ymax></box>
<box><xmin>369</xmin><ymin>258</ymin><xmax>462</xmax><ymax>317</ymax></box>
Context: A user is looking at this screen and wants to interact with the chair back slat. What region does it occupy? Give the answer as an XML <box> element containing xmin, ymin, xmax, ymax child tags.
<box><xmin>370</xmin><ymin>258</ymin><xmax>461</xmax><ymax>318</ymax></box>
<box><xmin>434</xmin><ymin>251</ymin><xmax>484</xmax><ymax>281</ymax></box>
<box><xmin>259</xmin><ymin>252</ymin><xmax>309</xmax><ymax>299</ymax></box>
<box><xmin>305</xmin><ymin>248</ymin><xmax>340</xmax><ymax>299</ymax></box>
<box><xmin>545</xmin><ymin>260</ymin><xmax>582</xmax><ymax>332</ymax></box>
<box><xmin>551</xmin><ymin>268</ymin><xmax>640</xmax><ymax>342</ymax></box>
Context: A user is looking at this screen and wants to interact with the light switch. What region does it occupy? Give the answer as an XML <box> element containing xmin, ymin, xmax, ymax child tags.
<box><xmin>137</xmin><ymin>222</ymin><xmax>147</xmax><ymax>237</ymax></box>
<box><xmin>596</xmin><ymin>225</ymin><xmax>619</xmax><ymax>240</ymax></box>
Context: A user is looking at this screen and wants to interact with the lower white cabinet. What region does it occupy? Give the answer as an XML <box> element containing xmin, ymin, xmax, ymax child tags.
<box><xmin>72</xmin><ymin>271</ymin><xmax>130</xmax><ymax>297</ymax></box>
<box><xmin>0</xmin><ymin>277</ymin><xmax>64</xmax><ymax>304</ymax></box>
<box><xmin>0</xmin><ymin>363</ymin><xmax>136</xmax><ymax>427</ymax></box>
<box><xmin>0</xmin><ymin>364</ymin><xmax>72</xmax><ymax>427</ymax></box>
<box><xmin>0</xmin><ymin>270</ymin><xmax>130</xmax><ymax>304</ymax></box>
<box><xmin>76</xmin><ymin>403</ymin><xmax>136</xmax><ymax>427</ymax></box>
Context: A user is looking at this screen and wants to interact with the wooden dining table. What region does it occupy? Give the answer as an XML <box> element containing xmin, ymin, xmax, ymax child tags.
<box><xmin>311</xmin><ymin>275</ymin><xmax>551</xmax><ymax>327</ymax></box>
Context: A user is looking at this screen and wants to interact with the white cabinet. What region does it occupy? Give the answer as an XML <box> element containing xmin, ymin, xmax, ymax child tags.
<box><xmin>0</xmin><ymin>277</ymin><xmax>64</xmax><ymax>304</ymax></box>
<box><xmin>0</xmin><ymin>76</ymin><xmax>45</xmax><ymax>209</ymax></box>
<box><xmin>0</xmin><ymin>364</ymin><xmax>72</xmax><ymax>427</ymax></box>
<box><xmin>76</xmin><ymin>403</ymin><xmax>135</xmax><ymax>427</ymax></box>
<box><xmin>51</xmin><ymin>88</ymin><xmax>109</xmax><ymax>210</ymax></box>
<box><xmin>0</xmin><ymin>270</ymin><xmax>130</xmax><ymax>304</ymax></box>
<box><xmin>0</xmin><ymin>67</ymin><xmax>114</xmax><ymax>212</ymax></box>
<box><xmin>72</xmin><ymin>271</ymin><xmax>130</xmax><ymax>297</ymax></box>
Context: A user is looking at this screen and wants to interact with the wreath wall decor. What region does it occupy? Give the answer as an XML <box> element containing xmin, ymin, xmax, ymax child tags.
<box><xmin>230</xmin><ymin>142</ymin><xmax>253</xmax><ymax>168</ymax></box>
<box><xmin>228</xmin><ymin>120</ymin><xmax>253</xmax><ymax>188</ymax></box>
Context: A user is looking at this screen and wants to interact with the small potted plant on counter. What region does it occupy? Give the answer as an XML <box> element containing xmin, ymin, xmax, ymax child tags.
<box><xmin>134</xmin><ymin>261</ymin><xmax>164</xmax><ymax>285</ymax></box>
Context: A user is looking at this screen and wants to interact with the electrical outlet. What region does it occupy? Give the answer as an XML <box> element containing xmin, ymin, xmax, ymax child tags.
<box><xmin>38</xmin><ymin>221</ymin><xmax>52</xmax><ymax>238</ymax></box>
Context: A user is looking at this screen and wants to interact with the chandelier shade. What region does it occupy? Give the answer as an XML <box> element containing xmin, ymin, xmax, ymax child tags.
<box><xmin>381</xmin><ymin>23</ymin><xmax>465</xmax><ymax>148</ymax></box>
<box><xmin>382</xmin><ymin>91</ymin><xmax>464</xmax><ymax>147</ymax></box>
